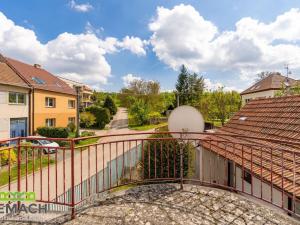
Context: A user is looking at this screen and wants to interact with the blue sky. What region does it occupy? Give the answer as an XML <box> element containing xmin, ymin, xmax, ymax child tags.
<box><xmin>1</xmin><ymin>0</ymin><xmax>300</xmax><ymax>92</ymax></box>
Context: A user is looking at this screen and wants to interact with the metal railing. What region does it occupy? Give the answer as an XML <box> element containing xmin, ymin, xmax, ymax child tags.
<box><xmin>0</xmin><ymin>132</ymin><xmax>300</xmax><ymax>220</ymax></box>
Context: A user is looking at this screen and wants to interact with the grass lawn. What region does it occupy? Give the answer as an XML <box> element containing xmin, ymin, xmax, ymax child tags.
<box><xmin>0</xmin><ymin>156</ymin><xmax>54</xmax><ymax>186</ymax></box>
<box><xmin>129</xmin><ymin>122</ymin><xmax>168</xmax><ymax>131</ymax></box>
<box><xmin>75</xmin><ymin>138</ymin><xmax>100</xmax><ymax>148</ymax></box>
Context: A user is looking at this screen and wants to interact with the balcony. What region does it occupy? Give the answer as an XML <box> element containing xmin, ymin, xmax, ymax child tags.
<box><xmin>0</xmin><ymin>132</ymin><xmax>299</xmax><ymax>224</ymax></box>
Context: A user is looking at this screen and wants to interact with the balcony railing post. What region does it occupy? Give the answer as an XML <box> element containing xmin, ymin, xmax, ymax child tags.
<box><xmin>17</xmin><ymin>137</ymin><xmax>21</xmax><ymax>209</ymax></box>
<box><xmin>70</xmin><ymin>138</ymin><xmax>76</xmax><ymax>219</ymax></box>
<box><xmin>180</xmin><ymin>133</ymin><xmax>183</xmax><ymax>190</ymax></box>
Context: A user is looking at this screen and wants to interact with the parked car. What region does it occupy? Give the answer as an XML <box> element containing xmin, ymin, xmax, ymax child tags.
<box><xmin>26</xmin><ymin>136</ymin><xmax>59</xmax><ymax>154</ymax></box>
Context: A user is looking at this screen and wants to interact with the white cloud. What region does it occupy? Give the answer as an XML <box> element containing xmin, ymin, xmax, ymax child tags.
<box><xmin>69</xmin><ymin>0</ymin><xmax>93</xmax><ymax>13</ymax></box>
<box><xmin>149</xmin><ymin>5</ymin><xmax>300</xmax><ymax>82</ymax></box>
<box><xmin>204</xmin><ymin>78</ymin><xmax>242</xmax><ymax>92</ymax></box>
<box><xmin>0</xmin><ymin>12</ymin><xmax>147</xmax><ymax>89</ymax></box>
<box><xmin>118</xmin><ymin>36</ymin><xmax>147</xmax><ymax>56</ymax></box>
<box><xmin>122</xmin><ymin>74</ymin><xmax>142</xmax><ymax>86</ymax></box>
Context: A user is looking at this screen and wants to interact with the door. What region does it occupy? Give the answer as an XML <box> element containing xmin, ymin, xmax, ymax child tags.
<box><xmin>227</xmin><ymin>160</ymin><xmax>234</xmax><ymax>187</ymax></box>
<box><xmin>10</xmin><ymin>118</ymin><xmax>27</xmax><ymax>138</ymax></box>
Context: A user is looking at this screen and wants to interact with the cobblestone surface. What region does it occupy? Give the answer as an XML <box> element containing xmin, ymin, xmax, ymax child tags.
<box><xmin>65</xmin><ymin>184</ymin><xmax>299</xmax><ymax>225</ymax></box>
<box><xmin>1</xmin><ymin>184</ymin><xmax>299</xmax><ymax>224</ymax></box>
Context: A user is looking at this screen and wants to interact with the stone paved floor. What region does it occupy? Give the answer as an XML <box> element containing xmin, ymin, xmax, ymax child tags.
<box><xmin>1</xmin><ymin>184</ymin><xmax>299</xmax><ymax>225</ymax></box>
<box><xmin>65</xmin><ymin>184</ymin><xmax>299</xmax><ymax>225</ymax></box>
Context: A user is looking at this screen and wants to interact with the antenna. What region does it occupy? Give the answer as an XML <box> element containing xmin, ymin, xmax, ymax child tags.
<box><xmin>284</xmin><ymin>64</ymin><xmax>292</xmax><ymax>78</ymax></box>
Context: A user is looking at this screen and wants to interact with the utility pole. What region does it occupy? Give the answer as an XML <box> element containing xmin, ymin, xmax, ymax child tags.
<box><xmin>284</xmin><ymin>64</ymin><xmax>292</xmax><ymax>95</ymax></box>
<box><xmin>75</xmin><ymin>86</ymin><xmax>81</xmax><ymax>138</ymax></box>
<box><xmin>177</xmin><ymin>92</ymin><xmax>180</xmax><ymax>107</ymax></box>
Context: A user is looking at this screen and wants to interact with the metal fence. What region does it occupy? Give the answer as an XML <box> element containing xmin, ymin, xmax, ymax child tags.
<box><xmin>0</xmin><ymin>132</ymin><xmax>300</xmax><ymax>220</ymax></box>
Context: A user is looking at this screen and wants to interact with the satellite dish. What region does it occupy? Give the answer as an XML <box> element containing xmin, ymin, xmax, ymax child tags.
<box><xmin>168</xmin><ymin>105</ymin><xmax>204</xmax><ymax>140</ymax></box>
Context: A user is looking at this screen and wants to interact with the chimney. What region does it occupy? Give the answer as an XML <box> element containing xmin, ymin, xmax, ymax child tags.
<box><xmin>33</xmin><ymin>64</ymin><xmax>41</xmax><ymax>69</ymax></box>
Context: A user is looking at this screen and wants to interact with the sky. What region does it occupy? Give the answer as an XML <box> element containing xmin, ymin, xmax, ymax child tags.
<box><xmin>1</xmin><ymin>0</ymin><xmax>300</xmax><ymax>92</ymax></box>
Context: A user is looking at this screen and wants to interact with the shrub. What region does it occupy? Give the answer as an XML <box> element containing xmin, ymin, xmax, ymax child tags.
<box><xmin>149</xmin><ymin>111</ymin><xmax>162</xmax><ymax>124</ymax></box>
<box><xmin>36</xmin><ymin>127</ymin><xmax>69</xmax><ymax>138</ymax></box>
<box><xmin>81</xmin><ymin>131</ymin><xmax>96</xmax><ymax>137</ymax></box>
<box><xmin>129</xmin><ymin>99</ymin><xmax>150</xmax><ymax>126</ymax></box>
<box><xmin>142</xmin><ymin>133</ymin><xmax>193</xmax><ymax>179</ymax></box>
<box><xmin>80</xmin><ymin>112</ymin><xmax>96</xmax><ymax>128</ymax></box>
<box><xmin>67</xmin><ymin>122</ymin><xmax>76</xmax><ymax>133</ymax></box>
<box><xmin>0</xmin><ymin>148</ymin><xmax>16</xmax><ymax>166</ymax></box>
<box><xmin>86</xmin><ymin>106</ymin><xmax>111</xmax><ymax>129</ymax></box>
<box><xmin>103</xmin><ymin>95</ymin><xmax>117</xmax><ymax>115</ymax></box>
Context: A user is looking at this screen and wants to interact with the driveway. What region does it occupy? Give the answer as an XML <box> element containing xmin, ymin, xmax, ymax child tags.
<box><xmin>0</xmin><ymin>107</ymin><xmax>155</xmax><ymax>205</ymax></box>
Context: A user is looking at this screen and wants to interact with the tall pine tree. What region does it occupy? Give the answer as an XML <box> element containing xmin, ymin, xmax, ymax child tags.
<box><xmin>175</xmin><ymin>65</ymin><xmax>189</xmax><ymax>105</ymax></box>
<box><xmin>175</xmin><ymin>65</ymin><xmax>205</xmax><ymax>106</ymax></box>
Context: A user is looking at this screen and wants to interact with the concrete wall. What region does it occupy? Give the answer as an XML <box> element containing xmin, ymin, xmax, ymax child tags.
<box><xmin>241</xmin><ymin>90</ymin><xmax>276</xmax><ymax>106</ymax></box>
<box><xmin>0</xmin><ymin>84</ymin><xmax>29</xmax><ymax>140</ymax></box>
<box><xmin>32</xmin><ymin>89</ymin><xmax>77</xmax><ymax>131</ymax></box>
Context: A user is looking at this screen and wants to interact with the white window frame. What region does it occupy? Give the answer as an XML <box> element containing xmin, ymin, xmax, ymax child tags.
<box><xmin>8</xmin><ymin>92</ymin><xmax>26</xmax><ymax>105</ymax></box>
<box><xmin>45</xmin><ymin>97</ymin><xmax>56</xmax><ymax>108</ymax></box>
<box><xmin>45</xmin><ymin>118</ymin><xmax>56</xmax><ymax>127</ymax></box>
<box><xmin>68</xmin><ymin>100</ymin><xmax>75</xmax><ymax>109</ymax></box>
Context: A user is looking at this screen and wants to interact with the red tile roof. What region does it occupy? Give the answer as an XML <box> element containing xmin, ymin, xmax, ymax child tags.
<box><xmin>241</xmin><ymin>73</ymin><xmax>299</xmax><ymax>95</ymax></box>
<box><xmin>4</xmin><ymin>57</ymin><xmax>76</xmax><ymax>95</ymax></box>
<box><xmin>203</xmin><ymin>96</ymin><xmax>300</xmax><ymax>197</ymax></box>
<box><xmin>0</xmin><ymin>62</ymin><xmax>30</xmax><ymax>88</ymax></box>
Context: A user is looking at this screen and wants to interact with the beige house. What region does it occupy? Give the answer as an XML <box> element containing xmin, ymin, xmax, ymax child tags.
<box><xmin>0</xmin><ymin>61</ymin><xmax>30</xmax><ymax>140</ymax></box>
<box><xmin>58</xmin><ymin>77</ymin><xmax>93</xmax><ymax>109</ymax></box>
<box><xmin>240</xmin><ymin>73</ymin><xmax>299</xmax><ymax>105</ymax></box>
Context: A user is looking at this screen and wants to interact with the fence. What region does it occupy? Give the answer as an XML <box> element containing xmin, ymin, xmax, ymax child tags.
<box><xmin>0</xmin><ymin>132</ymin><xmax>300</xmax><ymax>220</ymax></box>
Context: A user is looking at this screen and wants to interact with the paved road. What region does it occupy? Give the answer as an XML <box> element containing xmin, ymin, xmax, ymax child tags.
<box><xmin>0</xmin><ymin>107</ymin><xmax>153</xmax><ymax>205</ymax></box>
<box><xmin>109</xmin><ymin>107</ymin><xmax>129</xmax><ymax>130</ymax></box>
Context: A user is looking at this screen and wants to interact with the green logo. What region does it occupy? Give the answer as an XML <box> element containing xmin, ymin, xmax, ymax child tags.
<box><xmin>0</xmin><ymin>192</ymin><xmax>36</xmax><ymax>202</ymax></box>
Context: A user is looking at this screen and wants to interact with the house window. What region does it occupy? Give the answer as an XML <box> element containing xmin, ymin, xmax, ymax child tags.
<box><xmin>68</xmin><ymin>100</ymin><xmax>75</xmax><ymax>109</ymax></box>
<box><xmin>9</xmin><ymin>92</ymin><xmax>26</xmax><ymax>104</ymax></box>
<box><xmin>45</xmin><ymin>118</ymin><xmax>56</xmax><ymax>127</ymax></box>
<box><xmin>68</xmin><ymin>117</ymin><xmax>75</xmax><ymax>124</ymax></box>
<box><xmin>245</xmin><ymin>98</ymin><xmax>252</xmax><ymax>103</ymax></box>
<box><xmin>243</xmin><ymin>170</ymin><xmax>252</xmax><ymax>184</ymax></box>
<box><xmin>45</xmin><ymin>97</ymin><xmax>56</xmax><ymax>107</ymax></box>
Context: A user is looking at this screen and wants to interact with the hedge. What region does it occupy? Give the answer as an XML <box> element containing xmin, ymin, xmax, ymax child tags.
<box><xmin>142</xmin><ymin>132</ymin><xmax>195</xmax><ymax>179</ymax></box>
<box><xmin>36</xmin><ymin>127</ymin><xmax>69</xmax><ymax>138</ymax></box>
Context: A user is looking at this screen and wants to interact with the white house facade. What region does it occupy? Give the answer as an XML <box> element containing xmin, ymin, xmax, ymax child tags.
<box><xmin>0</xmin><ymin>61</ymin><xmax>30</xmax><ymax>140</ymax></box>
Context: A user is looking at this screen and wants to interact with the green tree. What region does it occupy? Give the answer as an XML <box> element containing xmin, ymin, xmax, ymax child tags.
<box><xmin>175</xmin><ymin>65</ymin><xmax>205</xmax><ymax>106</ymax></box>
<box><xmin>275</xmin><ymin>81</ymin><xmax>300</xmax><ymax>97</ymax></box>
<box><xmin>210</xmin><ymin>88</ymin><xmax>241</xmax><ymax>125</ymax></box>
<box><xmin>103</xmin><ymin>95</ymin><xmax>117</xmax><ymax>115</ymax></box>
<box><xmin>176</xmin><ymin>65</ymin><xmax>189</xmax><ymax>105</ymax></box>
<box><xmin>80</xmin><ymin>112</ymin><xmax>96</xmax><ymax>128</ymax></box>
<box><xmin>129</xmin><ymin>99</ymin><xmax>150</xmax><ymax>125</ymax></box>
<box><xmin>86</xmin><ymin>106</ymin><xmax>111</xmax><ymax>129</ymax></box>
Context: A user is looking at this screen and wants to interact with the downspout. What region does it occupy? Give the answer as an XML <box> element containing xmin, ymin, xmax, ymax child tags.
<box><xmin>28</xmin><ymin>88</ymin><xmax>32</xmax><ymax>135</ymax></box>
<box><xmin>32</xmin><ymin>88</ymin><xmax>35</xmax><ymax>135</ymax></box>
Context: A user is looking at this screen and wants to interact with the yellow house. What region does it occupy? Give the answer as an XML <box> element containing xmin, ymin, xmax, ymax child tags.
<box><xmin>2</xmin><ymin>56</ymin><xmax>77</xmax><ymax>134</ymax></box>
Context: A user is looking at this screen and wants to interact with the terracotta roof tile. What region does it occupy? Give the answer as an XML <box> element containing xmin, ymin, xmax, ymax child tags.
<box><xmin>0</xmin><ymin>62</ymin><xmax>29</xmax><ymax>88</ymax></box>
<box><xmin>203</xmin><ymin>95</ymin><xmax>300</xmax><ymax>197</ymax></box>
<box><xmin>241</xmin><ymin>73</ymin><xmax>299</xmax><ymax>95</ymax></box>
<box><xmin>5</xmin><ymin>57</ymin><xmax>76</xmax><ymax>95</ymax></box>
